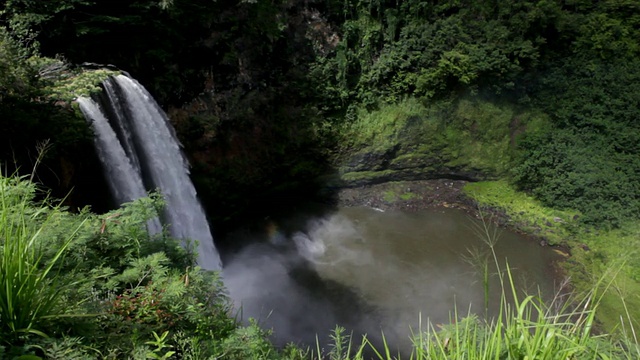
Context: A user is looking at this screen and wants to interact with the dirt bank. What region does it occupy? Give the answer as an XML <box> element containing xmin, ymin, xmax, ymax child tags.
<box><xmin>336</xmin><ymin>179</ymin><xmax>472</xmax><ymax>211</ymax></box>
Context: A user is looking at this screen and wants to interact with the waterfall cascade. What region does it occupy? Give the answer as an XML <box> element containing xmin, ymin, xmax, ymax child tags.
<box><xmin>77</xmin><ymin>75</ymin><xmax>222</xmax><ymax>271</ymax></box>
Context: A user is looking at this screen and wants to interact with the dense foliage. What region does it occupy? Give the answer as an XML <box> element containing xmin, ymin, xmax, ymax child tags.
<box><xmin>513</xmin><ymin>56</ymin><xmax>640</xmax><ymax>227</ymax></box>
<box><xmin>0</xmin><ymin>175</ymin><xmax>309</xmax><ymax>359</ymax></box>
<box><xmin>6</xmin><ymin>0</ymin><xmax>335</xmax><ymax>224</ymax></box>
<box><xmin>307</xmin><ymin>0</ymin><xmax>640</xmax><ymax>228</ymax></box>
<box><xmin>3</xmin><ymin>0</ymin><xmax>640</xmax><ymax>226</ymax></box>
<box><xmin>1</xmin><ymin>0</ymin><xmax>299</xmax><ymax>106</ymax></box>
<box><xmin>0</xmin><ymin>26</ymin><xmax>120</xmax><ymax>208</ymax></box>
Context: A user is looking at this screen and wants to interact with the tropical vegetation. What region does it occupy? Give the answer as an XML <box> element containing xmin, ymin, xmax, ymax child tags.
<box><xmin>2</xmin><ymin>0</ymin><xmax>640</xmax><ymax>358</ymax></box>
<box><xmin>0</xmin><ymin>174</ymin><xmax>291</xmax><ymax>359</ymax></box>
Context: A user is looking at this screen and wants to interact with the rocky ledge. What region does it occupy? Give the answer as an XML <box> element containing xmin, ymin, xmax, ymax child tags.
<box><xmin>335</xmin><ymin>179</ymin><xmax>474</xmax><ymax>212</ymax></box>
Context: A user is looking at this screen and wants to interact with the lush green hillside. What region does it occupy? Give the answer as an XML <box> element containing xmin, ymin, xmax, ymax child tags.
<box><xmin>312</xmin><ymin>0</ymin><xmax>640</xmax><ymax>337</ymax></box>
<box><xmin>309</xmin><ymin>0</ymin><xmax>640</xmax><ymax>227</ymax></box>
<box><xmin>3</xmin><ymin>0</ymin><xmax>640</xmax><ymax>228</ymax></box>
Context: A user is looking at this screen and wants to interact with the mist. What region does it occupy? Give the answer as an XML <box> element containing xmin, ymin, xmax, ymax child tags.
<box><xmin>221</xmin><ymin>207</ymin><xmax>559</xmax><ymax>353</ymax></box>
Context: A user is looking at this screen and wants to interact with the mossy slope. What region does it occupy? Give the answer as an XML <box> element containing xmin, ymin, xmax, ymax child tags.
<box><xmin>334</xmin><ymin>97</ymin><xmax>549</xmax><ymax>187</ymax></box>
<box><xmin>465</xmin><ymin>180</ymin><xmax>640</xmax><ymax>332</ymax></box>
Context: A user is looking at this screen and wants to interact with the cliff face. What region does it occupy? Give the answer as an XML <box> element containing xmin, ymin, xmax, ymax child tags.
<box><xmin>162</xmin><ymin>3</ymin><xmax>337</xmax><ymax>226</ymax></box>
<box><xmin>326</xmin><ymin>98</ymin><xmax>547</xmax><ymax>188</ymax></box>
<box><xmin>161</xmin><ymin>5</ymin><xmax>547</xmax><ymax>226</ymax></box>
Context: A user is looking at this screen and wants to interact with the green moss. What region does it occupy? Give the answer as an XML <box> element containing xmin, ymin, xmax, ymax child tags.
<box><xmin>382</xmin><ymin>189</ymin><xmax>417</xmax><ymax>203</ymax></box>
<box><xmin>340</xmin><ymin>97</ymin><xmax>437</xmax><ymax>153</ymax></box>
<box><xmin>463</xmin><ymin>180</ymin><xmax>578</xmax><ymax>244</ymax></box>
<box><xmin>399</xmin><ymin>192</ymin><xmax>417</xmax><ymax>200</ymax></box>
<box><xmin>337</xmin><ymin>97</ymin><xmax>551</xmax><ymax>179</ymax></box>
<box><xmin>464</xmin><ymin>180</ymin><xmax>640</xmax><ymax>333</ymax></box>
<box><xmin>42</xmin><ymin>67</ymin><xmax>119</xmax><ymax>103</ymax></box>
<box><xmin>378</xmin><ymin>182</ymin><xmax>423</xmax><ymax>203</ymax></box>
<box><xmin>340</xmin><ymin>170</ymin><xmax>397</xmax><ymax>183</ymax></box>
<box><xmin>443</xmin><ymin>99</ymin><xmax>544</xmax><ymax>175</ymax></box>
<box><xmin>383</xmin><ymin>190</ymin><xmax>397</xmax><ymax>202</ymax></box>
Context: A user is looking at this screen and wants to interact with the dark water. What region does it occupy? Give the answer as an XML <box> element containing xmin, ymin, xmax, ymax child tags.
<box><xmin>221</xmin><ymin>206</ymin><xmax>561</xmax><ymax>353</ymax></box>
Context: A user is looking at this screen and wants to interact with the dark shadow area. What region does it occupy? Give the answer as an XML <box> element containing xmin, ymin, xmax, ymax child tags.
<box><xmin>0</xmin><ymin>98</ymin><xmax>112</xmax><ymax>213</ymax></box>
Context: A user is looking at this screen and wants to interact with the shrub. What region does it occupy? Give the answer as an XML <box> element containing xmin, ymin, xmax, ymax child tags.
<box><xmin>0</xmin><ymin>175</ymin><xmax>86</xmax><ymax>342</ymax></box>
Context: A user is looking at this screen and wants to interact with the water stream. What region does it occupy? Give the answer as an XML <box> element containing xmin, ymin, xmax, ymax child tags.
<box><xmin>78</xmin><ymin>75</ymin><xmax>222</xmax><ymax>270</ymax></box>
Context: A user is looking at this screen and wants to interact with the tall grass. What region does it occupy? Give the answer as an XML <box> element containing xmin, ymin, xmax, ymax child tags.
<box><xmin>312</xmin><ymin>210</ymin><xmax>639</xmax><ymax>360</ymax></box>
<box><xmin>0</xmin><ymin>176</ymin><xmax>85</xmax><ymax>342</ymax></box>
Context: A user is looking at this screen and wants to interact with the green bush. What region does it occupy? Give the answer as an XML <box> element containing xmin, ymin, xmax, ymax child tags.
<box><xmin>513</xmin><ymin>57</ymin><xmax>640</xmax><ymax>228</ymax></box>
<box><xmin>0</xmin><ymin>176</ymin><xmax>87</xmax><ymax>343</ymax></box>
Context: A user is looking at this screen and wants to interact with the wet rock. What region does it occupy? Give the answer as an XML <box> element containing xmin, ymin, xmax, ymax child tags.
<box><xmin>336</xmin><ymin>179</ymin><xmax>469</xmax><ymax>212</ymax></box>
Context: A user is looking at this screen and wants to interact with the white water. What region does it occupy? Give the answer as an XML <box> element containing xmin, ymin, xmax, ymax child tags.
<box><xmin>77</xmin><ymin>97</ymin><xmax>163</xmax><ymax>235</ymax></box>
<box><xmin>77</xmin><ymin>97</ymin><xmax>146</xmax><ymax>205</ymax></box>
<box><xmin>78</xmin><ymin>75</ymin><xmax>222</xmax><ymax>270</ymax></box>
<box><xmin>101</xmin><ymin>79</ymin><xmax>143</xmax><ymax>174</ymax></box>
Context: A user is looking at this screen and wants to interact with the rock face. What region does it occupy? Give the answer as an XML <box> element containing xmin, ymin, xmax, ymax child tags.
<box><xmin>328</xmin><ymin>98</ymin><xmax>542</xmax><ymax>188</ymax></box>
<box><xmin>336</xmin><ymin>179</ymin><xmax>471</xmax><ymax>211</ymax></box>
<box><xmin>332</xmin><ymin>148</ymin><xmax>486</xmax><ymax>188</ymax></box>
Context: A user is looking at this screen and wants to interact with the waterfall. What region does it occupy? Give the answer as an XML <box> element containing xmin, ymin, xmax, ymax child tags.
<box><xmin>77</xmin><ymin>74</ymin><xmax>222</xmax><ymax>271</ymax></box>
